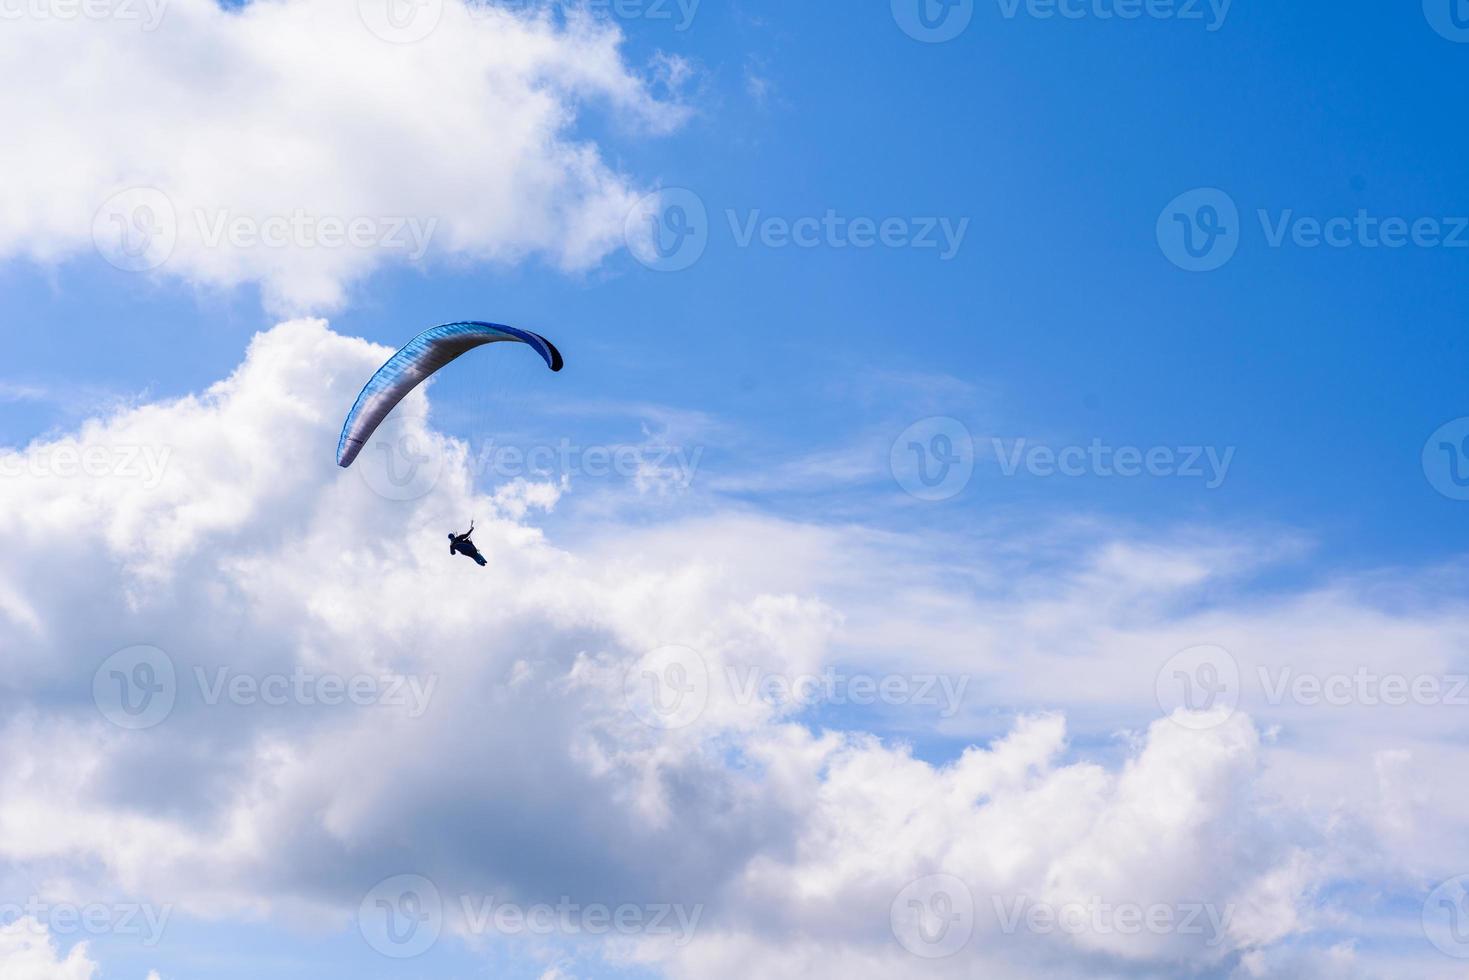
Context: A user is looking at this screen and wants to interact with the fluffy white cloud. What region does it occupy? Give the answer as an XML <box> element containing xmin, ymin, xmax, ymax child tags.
<box><xmin>0</xmin><ymin>918</ymin><xmax>98</xmax><ymax>980</ymax></box>
<box><xmin>0</xmin><ymin>321</ymin><xmax>1464</xmax><ymax>978</ymax></box>
<box><xmin>0</xmin><ymin>0</ymin><xmax>685</xmax><ymax>311</ymax></box>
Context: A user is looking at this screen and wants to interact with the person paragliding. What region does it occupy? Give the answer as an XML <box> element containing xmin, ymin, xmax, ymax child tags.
<box><xmin>448</xmin><ymin>521</ymin><xmax>487</xmax><ymax>567</ymax></box>
<box><xmin>337</xmin><ymin>321</ymin><xmax>563</xmax><ymax>569</ymax></box>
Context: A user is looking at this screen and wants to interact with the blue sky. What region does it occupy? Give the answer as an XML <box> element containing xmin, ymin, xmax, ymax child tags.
<box><xmin>4</xmin><ymin>1</ymin><xmax>1469</xmax><ymax>978</ymax></box>
<box><xmin>8</xmin><ymin>0</ymin><xmax>1469</xmax><ymax>566</ymax></box>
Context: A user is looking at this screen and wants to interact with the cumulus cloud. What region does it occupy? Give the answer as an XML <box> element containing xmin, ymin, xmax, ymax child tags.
<box><xmin>0</xmin><ymin>321</ymin><xmax>1464</xmax><ymax>977</ymax></box>
<box><xmin>0</xmin><ymin>918</ymin><xmax>99</xmax><ymax>980</ymax></box>
<box><xmin>0</xmin><ymin>0</ymin><xmax>686</xmax><ymax>311</ymax></box>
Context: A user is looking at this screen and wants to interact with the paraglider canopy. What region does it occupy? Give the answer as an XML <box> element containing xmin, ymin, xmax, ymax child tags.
<box><xmin>336</xmin><ymin>321</ymin><xmax>563</xmax><ymax>468</ymax></box>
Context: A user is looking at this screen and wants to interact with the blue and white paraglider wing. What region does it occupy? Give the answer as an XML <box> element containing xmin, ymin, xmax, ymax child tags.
<box><xmin>337</xmin><ymin>321</ymin><xmax>563</xmax><ymax>468</ymax></box>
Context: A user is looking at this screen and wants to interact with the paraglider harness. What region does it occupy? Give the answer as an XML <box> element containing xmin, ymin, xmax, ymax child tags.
<box><xmin>449</xmin><ymin>521</ymin><xmax>487</xmax><ymax>567</ymax></box>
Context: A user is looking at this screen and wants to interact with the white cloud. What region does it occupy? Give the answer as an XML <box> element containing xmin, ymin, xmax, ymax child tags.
<box><xmin>0</xmin><ymin>918</ymin><xmax>98</xmax><ymax>980</ymax></box>
<box><xmin>0</xmin><ymin>321</ymin><xmax>1465</xmax><ymax>977</ymax></box>
<box><xmin>0</xmin><ymin>0</ymin><xmax>687</xmax><ymax>311</ymax></box>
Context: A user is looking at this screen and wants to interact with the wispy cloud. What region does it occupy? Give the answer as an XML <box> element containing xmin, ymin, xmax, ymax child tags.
<box><xmin>0</xmin><ymin>381</ymin><xmax>49</xmax><ymax>403</ymax></box>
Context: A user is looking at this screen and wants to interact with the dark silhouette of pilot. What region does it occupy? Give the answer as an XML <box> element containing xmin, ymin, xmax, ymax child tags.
<box><xmin>448</xmin><ymin>521</ymin><xmax>487</xmax><ymax>566</ymax></box>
